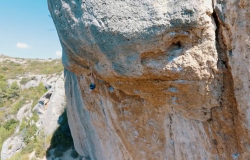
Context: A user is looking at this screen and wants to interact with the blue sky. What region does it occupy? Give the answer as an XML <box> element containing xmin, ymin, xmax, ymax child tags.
<box><xmin>0</xmin><ymin>0</ymin><xmax>62</xmax><ymax>59</ymax></box>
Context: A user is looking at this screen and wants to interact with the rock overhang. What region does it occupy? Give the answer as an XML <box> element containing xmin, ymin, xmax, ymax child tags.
<box><xmin>49</xmin><ymin>0</ymin><xmax>220</xmax><ymax>121</ymax></box>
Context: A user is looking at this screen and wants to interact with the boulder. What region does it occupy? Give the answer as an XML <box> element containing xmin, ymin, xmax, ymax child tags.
<box><xmin>48</xmin><ymin>0</ymin><xmax>250</xmax><ymax>159</ymax></box>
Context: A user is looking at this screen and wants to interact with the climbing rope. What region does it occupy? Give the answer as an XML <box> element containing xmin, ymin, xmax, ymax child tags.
<box><xmin>89</xmin><ymin>72</ymin><xmax>96</xmax><ymax>90</ymax></box>
<box><xmin>88</xmin><ymin>60</ymin><xmax>96</xmax><ymax>91</ymax></box>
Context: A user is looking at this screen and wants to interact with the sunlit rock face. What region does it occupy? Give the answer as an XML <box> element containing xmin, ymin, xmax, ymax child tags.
<box><xmin>49</xmin><ymin>0</ymin><xmax>250</xmax><ymax>159</ymax></box>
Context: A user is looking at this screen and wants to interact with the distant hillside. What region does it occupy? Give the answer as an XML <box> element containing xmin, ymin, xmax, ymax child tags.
<box><xmin>0</xmin><ymin>55</ymin><xmax>63</xmax><ymax>109</ymax></box>
<box><xmin>0</xmin><ymin>54</ymin><xmax>63</xmax><ymax>79</ymax></box>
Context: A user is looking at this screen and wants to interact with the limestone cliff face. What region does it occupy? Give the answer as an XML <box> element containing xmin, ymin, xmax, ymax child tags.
<box><xmin>48</xmin><ymin>0</ymin><xmax>250</xmax><ymax>159</ymax></box>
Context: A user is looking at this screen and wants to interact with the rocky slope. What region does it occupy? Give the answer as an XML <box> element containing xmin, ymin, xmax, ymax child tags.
<box><xmin>48</xmin><ymin>0</ymin><xmax>250</xmax><ymax>159</ymax></box>
<box><xmin>0</xmin><ymin>56</ymin><xmax>80</xmax><ymax>160</ymax></box>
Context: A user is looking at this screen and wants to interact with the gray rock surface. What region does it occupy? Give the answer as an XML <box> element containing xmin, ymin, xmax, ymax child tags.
<box><xmin>48</xmin><ymin>0</ymin><xmax>250</xmax><ymax>159</ymax></box>
<box><xmin>22</xmin><ymin>74</ymin><xmax>61</xmax><ymax>90</ymax></box>
<box><xmin>1</xmin><ymin>136</ymin><xmax>25</xmax><ymax>160</ymax></box>
<box><xmin>16</xmin><ymin>103</ymin><xmax>32</xmax><ymax>121</ymax></box>
<box><xmin>15</xmin><ymin>102</ymin><xmax>33</xmax><ymax>134</ymax></box>
<box><xmin>7</xmin><ymin>74</ymin><xmax>61</xmax><ymax>90</ymax></box>
<box><xmin>35</xmin><ymin>73</ymin><xmax>66</xmax><ymax>134</ymax></box>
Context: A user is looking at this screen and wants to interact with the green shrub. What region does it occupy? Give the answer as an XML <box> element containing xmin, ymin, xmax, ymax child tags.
<box><xmin>6</xmin><ymin>81</ymin><xmax>20</xmax><ymax>99</ymax></box>
<box><xmin>7</xmin><ymin>153</ymin><xmax>30</xmax><ymax>160</ymax></box>
<box><xmin>10</xmin><ymin>81</ymin><xmax>20</xmax><ymax>90</ymax></box>
<box><xmin>0</xmin><ymin>119</ymin><xmax>19</xmax><ymax>152</ymax></box>
<box><xmin>0</xmin><ymin>76</ymin><xmax>20</xmax><ymax>108</ymax></box>
<box><xmin>11</xmin><ymin>99</ymin><xmax>24</xmax><ymax>114</ymax></box>
<box><xmin>8</xmin><ymin>144</ymin><xmax>13</xmax><ymax>150</ymax></box>
<box><xmin>31</xmin><ymin>113</ymin><xmax>39</xmax><ymax>122</ymax></box>
<box><xmin>31</xmin><ymin>98</ymin><xmax>39</xmax><ymax>109</ymax></box>
<box><xmin>35</xmin><ymin>142</ymin><xmax>46</xmax><ymax>158</ymax></box>
<box><xmin>19</xmin><ymin>120</ymin><xmax>27</xmax><ymax>131</ymax></box>
<box><xmin>6</xmin><ymin>152</ymin><xmax>22</xmax><ymax>160</ymax></box>
<box><xmin>23</xmin><ymin>124</ymin><xmax>37</xmax><ymax>144</ymax></box>
<box><xmin>2</xmin><ymin>66</ymin><xmax>8</xmax><ymax>71</ymax></box>
<box><xmin>3</xmin><ymin>119</ymin><xmax>18</xmax><ymax>130</ymax></box>
<box><xmin>21</xmin><ymin>141</ymin><xmax>35</xmax><ymax>154</ymax></box>
<box><xmin>20</xmin><ymin>78</ymin><xmax>30</xmax><ymax>85</ymax></box>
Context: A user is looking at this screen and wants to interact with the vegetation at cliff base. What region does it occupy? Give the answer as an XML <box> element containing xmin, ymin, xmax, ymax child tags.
<box><xmin>0</xmin><ymin>56</ymin><xmax>67</xmax><ymax>160</ymax></box>
<box><xmin>0</xmin><ymin>75</ymin><xmax>20</xmax><ymax>108</ymax></box>
<box><xmin>0</xmin><ymin>119</ymin><xmax>19</xmax><ymax>152</ymax></box>
<box><xmin>0</xmin><ymin>80</ymin><xmax>46</xmax><ymax>154</ymax></box>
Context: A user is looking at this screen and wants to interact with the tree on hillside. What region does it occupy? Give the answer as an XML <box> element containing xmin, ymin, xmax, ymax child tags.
<box><xmin>8</xmin><ymin>81</ymin><xmax>20</xmax><ymax>99</ymax></box>
<box><xmin>0</xmin><ymin>75</ymin><xmax>8</xmax><ymax>107</ymax></box>
<box><xmin>0</xmin><ymin>75</ymin><xmax>20</xmax><ymax>107</ymax></box>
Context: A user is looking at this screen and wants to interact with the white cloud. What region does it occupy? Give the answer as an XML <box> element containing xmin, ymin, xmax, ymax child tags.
<box><xmin>16</xmin><ymin>43</ymin><xmax>31</xmax><ymax>49</ymax></box>
<box><xmin>55</xmin><ymin>51</ymin><xmax>62</xmax><ymax>56</ymax></box>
